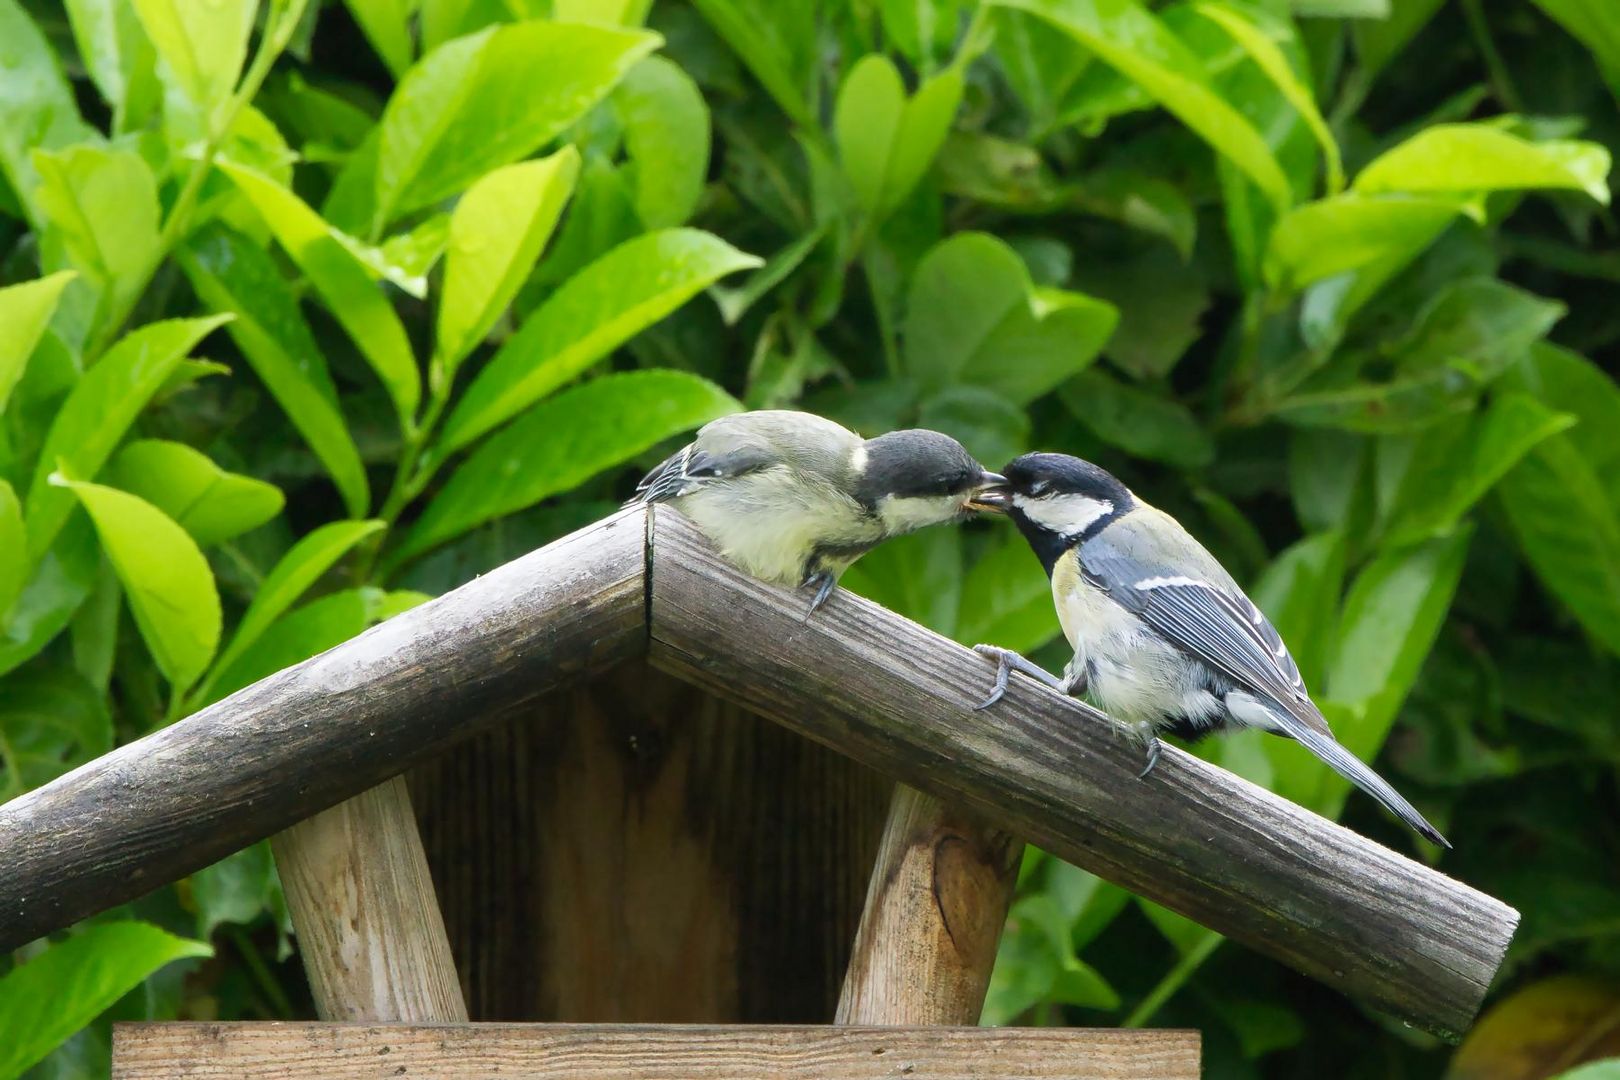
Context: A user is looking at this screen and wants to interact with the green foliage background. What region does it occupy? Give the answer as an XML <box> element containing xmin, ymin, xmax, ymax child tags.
<box><xmin>2</xmin><ymin>0</ymin><xmax>1619</xmax><ymax>1076</ymax></box>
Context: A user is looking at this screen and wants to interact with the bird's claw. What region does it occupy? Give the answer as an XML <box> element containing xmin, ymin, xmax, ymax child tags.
<box><xmin>972</xmin><ymin>644</ymin><xmax>1013</xmax><ymax>710</ymax></box>
<box><xmin>804</xmin><ymin>571</ymin><xmax>837</xmax><ymax>615</ymax></box>
<box><xmin>1137</xmin><ymin>738</ymin><xmax>1162</xmax><ymax>780</ymax></box>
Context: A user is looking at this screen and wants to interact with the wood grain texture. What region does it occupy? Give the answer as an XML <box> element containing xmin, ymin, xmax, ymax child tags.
<box><xmin>409</xmin><ymin>662</ymin><xmax>890</xmax><ymax>1021</ymax></box>
<box><xmin>837</xmin><ymin>784</ymin><xmax>1021</xmax><ymax>1025</ymax></box>
<box><xmin>647</xmin><ymin>508</ymin><xmax>1518</xmax><ymax>1039</ymax></box>
<box><xmin>111</xmin><ymin>1023</ymin><xmax>1201</xmax><ymax>1079</ymax></box>
<box><xmin>0</xmin><ymin>508</ymin><xmax>646</xmax><ymax>951</ymax></box>
<box><xmin>270</xmin><ymin>776</ymin><xmax>467</xmax><ymax>1022</ymax></box>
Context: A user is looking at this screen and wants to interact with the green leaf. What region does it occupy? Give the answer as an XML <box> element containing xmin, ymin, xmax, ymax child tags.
<box><xmin>1295</xmin><ymin>0</ymin><xmax>1386</xmax><ymax>13</ymax></box>
<box><xmin>1382</xmin><ymin>394</ymin><xmax>1574</xmax><ymax>547</ymax></box>
<box><xmin>1500</xmin><ymin>431</ymin><xmax>1620</xmax><ymax>659</ymax></box>
<box><xmin>70</xmin><ymin>556</ymin><xmax>120</xmax><ymax>692</ymax></box>
<box><xmin>1193</xmin><ymin>1</ymin><xmax>1343</xmax><ymax>194</ymax></box>
<box><xmin>32</xmin><ymin>145</ymin><xmax>161</xmax><ymax>328</ymax></box>
<box><xmin>434</xmin><ymin>228</ymin><xmax>759</xmax><ymax>459</ymax></box>
<box><xmin>0</xmin><ymin>270</ymin><xmax>75</xmax><ymax>416</ymax></box>
<box><xmin>0</xmin><ymin>922</ymin><xmax>211</xmax><ymax>1078</ymax></box>
<box><xmin>437</xmin><ymin>147</ymin><xmax>580</xmax><ymax>376</ymax></box>
<box><xmin>688</xmin><ymin>0</ymin><xmax>815</xmax><ymax>128</ymax></box>
<box><xmin>904</xmin><ymin>232</ymin><xmax>1116</xmax><ymax>405</ymax></box>
<box><xmin>1069</xmin><ymin>242</ymin><xmax>1207</xmax><ymax>379</ymax></box>
<box><xmin>190</xmin><ymin>842</ymin><xmax>277</xmax><ymax>940</ymax></box>
<box><xmin>834</xmin><ymin>55</ymin><xmax>963</xmax><ymax>221</ymax></box>
<box><xmin>1504</xmin><ymin>344</ymin><xmax>1620</xmax><ymax>508</ymax></box>
<box><xmin>1355</xmin><ymin>123</ymin><xmax>1612</xmax><ymax>205</ymax></box>
<box><xmin>365</xmin><ymin>20</ymin><xmax>660</xmax><ymax>229</ymax></box>
<box><xmin>1276</xmin><ymin>278</ymin><xmax>1564</xmax><ymax>433</ymax></box>
<box><xmin>1071</xmin><ymin>169</ymin><xmax>1198</xmax><ymax>260</ymax></box>
<box><xmin>396</xmin><ymin>370</ymin><xmax>738</xmax><ymax>566</ymax></box>
<box><xmin>1271</xmin><ymin>531</ymin><xmax>1470</xmax><ymax>814</ymax></box>
<box><xmin>1527</xmin><ymin>0</ymin><xmax>1620</xmax><ymax>100</ymax></box>
<box><xmin>956</xmin><ymin>529</ymin><xmax>1064</xmax><ymax>655</ymax></box>
<box><xmin>219</xmin><ymin>161</ymin><xmax>419</xmax><ymax>427</ymax></box>
<box><xmin>0</xmin><ymin>0</ymin><xmax>94</xmax><ymax>227</ymax></box>
<box><xmin>343</xmin><ymin>0</ymin><xmax>415</xmax><ymax>78</ymax></box>
<box><xmin>210</xmin><ymin>587</ymin><xmax>385</xmax><ymax>700</ymax></box>
<box><xmin>0</xmin><ymin>519</ymin><xmax>99</xmax><ymax>679</ymax></box>
<box><xmin>129</xmin><ymin>0</ymin><xmax>254</xmax><ymax>111</ymax></box>
<box><xmin>107</xmin><ymin>440</ymin><xmax>284</xmax><ymax>547</ymax></box>
<box><xmin>555</xmin><ymin>0</ymin><xmax>654</xmax><ymax>22</ymax></box>
<box><xmin>1351</xmin><ymin>0</ymin><xmax>1441</xmax><ymax>78</ymax></box>
<box><xmin>24</xmin><ymin>315</ymin><xmax>230</xmax><ymax>564</ymax></box>
<box><xmin>710</xmin><ymin>226</ymin><xmax>827</xmax><ymax>326</ymax></box>
<box><xmin>179</xmin><ymin>224</ymin><xmax>370</xmax><ymax>517</ymax></box>
<box><xmin>916</xmin><ymin>385</ymin><xmax>1031</xmax><ymax>468</ymax></box>
<box><xmin>1264</xmin><ymin>194</ymin><xmax>1464</xmax><ymax>292</ymax></box>
<box><xmin>56</xmin><ymin>478</ymin><xmax>221</xmax><ymax>694</ymax></box>
<box><xmin>1059</xmin><ymin>368</ymin><xmax>1213</xmax><ymax>468</ymax></box>
<box><xmin>992</xmin><ymin>0</ymin><xmax>1293</xmax><ymax>212</ymax></box>
<box><xmin>1550</xmin><ymin>1062</ymin><xmax>1620</xmax><ymax>1080</ymax></box>
<box><xmin>615</xmin><ymin>55</ymin><xmax>711</xmax><ymax>229</ymax></box>
<box><xmin>0</xmin><ymin>481</ymin><xmax>22</xmax><ymax>620</ymax></box>
<box><xmin>0</xmin><ymin>664</ymin><xmax>111</xmax><ymax>799</ymax></box>
<box><xmin>195</xmin><ymin>518</ymin><xmax>385</xmax><ymax>705</ymax></box>
<box><xmin>64</xmin><ymin>0</ymin><xmax>161</xmax><ymax>127</ymax></box>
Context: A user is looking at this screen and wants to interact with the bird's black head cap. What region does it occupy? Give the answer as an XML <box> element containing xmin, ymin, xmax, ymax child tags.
<box><xmin>998</xmin><ymin>453</ymin><xmax>1133</xmax><ymax>574</ymax></box>
<box><xmin>854</xmin><ymin>430</ymin><xmax>993</xmax><ymax>506</ymax></box>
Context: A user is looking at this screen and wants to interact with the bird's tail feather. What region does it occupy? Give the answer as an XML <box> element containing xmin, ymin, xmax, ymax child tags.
<box><xmin>1261</xmin><ymin>700</ymin><xmax>1450</xmax><ymax>849</ymax></box>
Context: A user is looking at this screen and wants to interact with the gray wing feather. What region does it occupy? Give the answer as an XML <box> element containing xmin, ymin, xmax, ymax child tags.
<box><xmin>1080</xmin><ymin>525</ymin><xmax>1327</xmax><ymax>737</ymax></box>
<box><xmin>629</xmin><ymin>441</ymin><xmax>774</xmax><ymax>506</ymax></box>
<box><xmin>1082</xmin><ymin>509</ymin><xmax>1448</xmax><ymax>846</ymax></box>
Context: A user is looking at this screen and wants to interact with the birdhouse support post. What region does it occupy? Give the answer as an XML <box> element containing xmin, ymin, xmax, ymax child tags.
<box><xmin>270</xmin><ymin>775</ymin><xmax>467</xmax><ymax>1021</ymax></box>
<box><xmin>837</xmin><ymin>783</ymin><xmax>1022</xmax><ymax>1025</ymax></box>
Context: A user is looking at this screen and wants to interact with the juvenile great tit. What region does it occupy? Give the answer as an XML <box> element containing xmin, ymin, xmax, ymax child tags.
<box><xmin>973</xmin><ymin>452</ymin><xmax>1449</xmax><ymax>848</ymax></box>
<box><xmin>630</xmin><ymin>410</ymin><xmax>1007</xmax><ymax>611</ymax></box>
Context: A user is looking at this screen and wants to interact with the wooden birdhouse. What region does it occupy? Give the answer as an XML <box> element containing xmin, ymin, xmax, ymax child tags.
<box><xmin>0</xmin><ymin>506</ymin><xmax>1519</xmax><ymax>1078</ymax></box>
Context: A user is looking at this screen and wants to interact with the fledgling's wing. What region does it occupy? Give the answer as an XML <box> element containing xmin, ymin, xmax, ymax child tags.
<box><xmin>628</xmin><ymin>429</ymin><xmax>778</xmax><ymax>507</ymax></box>
<box><xmin>631</xmin><ymin>443</ymin><xmax>698</xmax><ymax>505</ymax></box>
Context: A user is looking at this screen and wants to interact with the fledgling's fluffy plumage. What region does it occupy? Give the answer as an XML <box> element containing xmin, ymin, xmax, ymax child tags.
<box><xmin>976</xmin><ymin>452</ymin><xmax>1449</xmax><ymax>848</ymax></box>
<box><xmin>630</xmin><ymin>410</ymin><xmax>1003</xmax><ymax>610</ymax></box>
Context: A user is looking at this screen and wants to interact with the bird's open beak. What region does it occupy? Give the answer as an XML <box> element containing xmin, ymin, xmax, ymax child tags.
<box><xmin>965</xmin><ymin>472</ymin><xmax>1012</xmax><ymax>513</ymax></box>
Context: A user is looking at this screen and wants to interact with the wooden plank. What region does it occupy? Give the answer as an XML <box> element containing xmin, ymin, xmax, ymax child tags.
<box><xmin>647</xmin><ymin>508</ymin><xmax>1518</xmax><ymax>1040</ymax></box>
<box><xmin>0</xmin><ymin>508</ymin><xmax>646</xmax><ymax>951</ymax></box>
<box><xmin>409</xmin><ymin>663</ymin><xmax>890</xmax><ymax>1021</ymax></box>
<box><xmin>111</xmin><ymin>1023</ymin><xmax>1200</xmax><ymax>1079</ymax></box>
<box><xmin>837</xmin><ymin>784</ymin><xmax>1021</xmax><ymax>1025</ymax></box>
<box><xmin>270</xmin><ymin>776</ymin><xmax>467</xmax><ymax>1022</ymax></box>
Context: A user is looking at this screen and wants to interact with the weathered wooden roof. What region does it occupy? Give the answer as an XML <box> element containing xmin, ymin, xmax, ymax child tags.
<box><xmin>0</xmin><ymin>505</ymin><xmax>1517</xmax><ymax>1038</ymax></box>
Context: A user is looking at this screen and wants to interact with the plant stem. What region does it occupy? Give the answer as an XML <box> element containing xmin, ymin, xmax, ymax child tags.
<box><xmin>229</xmin><ymin>926</ymin><xmax>295</xmax><ymax>1019</ymax></box>
<box><xmin>1461</xmin><ymin>0</ymin><xmax>1524</xmax><ymax>113</ymax></box>
<box><xmin>1121</xmin><ymin>930</ymin><xmax>1224</xmax><ymax>1028</ymax></box>
<box><xmin>85</xmin><ymin>0</ymin><xmax>301</xmax><ymax>363</ymax></box>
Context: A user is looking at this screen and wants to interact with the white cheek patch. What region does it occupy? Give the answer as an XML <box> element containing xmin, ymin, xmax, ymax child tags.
<box><xmin>848</xmin><ymin>443</ymin><xmax>868</xmax><ymax>475</ymax></box>
<box><xmin>1016</xmin><ymin>493</ymin><xmax>1113</xmax><ymax>537</ymax></box>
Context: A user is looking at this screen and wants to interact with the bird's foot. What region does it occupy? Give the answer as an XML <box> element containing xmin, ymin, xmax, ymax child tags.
<box><xmin>971</xmin><ymin>645</ymin><xmax>1066</xmax><ymax>710</ymax></box>
<box><xmin>1137</xmin><ymin>737</ymin><xmax>1162</xmax><ymax>780</ymax></box>
<box><xmin>803</xmin><ymin>571</ymin><xmax>837</xmax><ymax>615</ymax></box>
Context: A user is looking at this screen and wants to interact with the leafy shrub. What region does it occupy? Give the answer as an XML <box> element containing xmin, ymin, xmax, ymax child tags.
<box><xmin>2</xmin><ymin>0</ymin><xmax>1618</xmax><ymax>1076</ymax></box>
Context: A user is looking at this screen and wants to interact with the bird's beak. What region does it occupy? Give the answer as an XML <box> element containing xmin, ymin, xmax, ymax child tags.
<box><xmin>966</xmin><ymin>472</ymin><xmax>1012</xmax><ymax>514</ymax></box>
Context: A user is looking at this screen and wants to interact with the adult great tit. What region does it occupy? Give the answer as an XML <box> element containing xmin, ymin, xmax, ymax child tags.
<box><xmin>974</xmin><ymin>452</ymin><xmax>1449</xmax><ymax>848</ymax></box>
<box><xmin>630</xmin><ymin>410</ymin><xmax>1006</xmax><ymax>611</ymax></box>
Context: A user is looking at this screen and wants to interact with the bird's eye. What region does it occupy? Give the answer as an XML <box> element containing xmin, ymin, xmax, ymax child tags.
<box><xmin>1028</xmin><ymin>481</ymin><xmax>1050</xmax><ymax>497</ymax></box>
